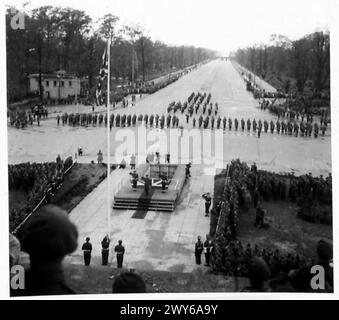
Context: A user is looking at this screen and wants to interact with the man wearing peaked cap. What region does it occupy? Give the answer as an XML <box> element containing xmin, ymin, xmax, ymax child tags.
<box><xmin>19</xmin><ymin>205</ymin><xmax>78</xmax><ymax>296</ymax></box>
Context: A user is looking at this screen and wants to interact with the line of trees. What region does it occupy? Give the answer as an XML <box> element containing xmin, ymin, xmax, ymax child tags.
<box><xmin>6</xmin><ymin>5</ymin><xmax>216</xmax><ymax>102</ymax></box>
<box><xmin>232</xmin><ymin>32</ymin><xmax>330</xmax><ymax>95</ymax></box>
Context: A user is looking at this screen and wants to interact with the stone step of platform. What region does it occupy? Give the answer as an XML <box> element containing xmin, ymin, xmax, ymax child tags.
<box><xmin>113</xmin><ymin>198</ymin><xmax>175</xmax><ymax>212</ymax></box>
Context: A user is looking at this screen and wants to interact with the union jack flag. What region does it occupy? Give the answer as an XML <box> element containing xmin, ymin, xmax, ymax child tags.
<box><xmin>96</xmin><ymin>47</ymin><xmax>108</xmax><ymax>105</ymax></box>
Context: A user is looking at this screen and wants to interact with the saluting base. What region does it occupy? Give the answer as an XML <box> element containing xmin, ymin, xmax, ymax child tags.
<box><xmin>113</xmin><ymin>164</ymin><xmax>186</xmax><ymax>212</ymax></box>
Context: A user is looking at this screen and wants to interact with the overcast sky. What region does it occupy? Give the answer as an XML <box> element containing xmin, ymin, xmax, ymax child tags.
<box><xmin>5</xmin><ymin>0</ymin><xmax>330</xmax><ymax>54</ymax></box>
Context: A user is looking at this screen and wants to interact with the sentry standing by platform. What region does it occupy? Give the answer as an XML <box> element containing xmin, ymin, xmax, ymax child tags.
<box><xmin>114</xmin><ymin>240</ymin><xmax>125</xmax><ymax>268</ymax></box>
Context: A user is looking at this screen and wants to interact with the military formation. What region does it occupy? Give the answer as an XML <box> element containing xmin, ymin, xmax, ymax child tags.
<box><xmin>210</xmin><ymin>159</ymin><xmax>332</xmax><ymax>291</ymax></box>
<box><xmin>8</xmin><ymin>161</ymin><xmax>65</xmax><ymax>232</ymax></box>
<box><xmin>57</xmin><ymin>108</ymin><xmax>328</xmax><ymax>139</ymax></box>
<box><xmin>57</xmin><ymin>111</ymin><xmax>183</xmax><ymax>129</ymax></box>
<box><xmin>9</xmin><ymin>104</ymin><xmax>48</xmax><ymax>129</ymax></box>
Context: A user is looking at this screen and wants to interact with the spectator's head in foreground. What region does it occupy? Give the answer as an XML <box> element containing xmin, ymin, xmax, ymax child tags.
<box><xmin>317</xmin><ymin>239</ymin><xmax>332</xmax><ymax>263</ymax></box>
<box><xmin>112</xmin><ymin>272</ymin><xmax>146</xmax><ymax>293</ymax></box>
<box><xmin>21</xmin><ymin>205</ymin><xmax>78</xmax><ymax>266</ymax></box>
<box><xmin>247</xmin><ymin>257</ymin><xmax>271</xmax><ymax>291</ymax></box>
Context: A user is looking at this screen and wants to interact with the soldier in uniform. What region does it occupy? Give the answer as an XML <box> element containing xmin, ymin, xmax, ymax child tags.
<box><xmin>235</xmin><ymin>118</ymin><xmax>239</xmax><ymax>130</ymax></box>
<box><xmin>192</xmin><ymin>117</ymin><xmax>196</xmax><ymax>128</ymax></box>
<box><xmin>264</xmin><ymin>120</ymin><xmax>268</xmax><ymax>133</ymax></box>
<box><xmin>132</xmin><ymin>114</ymin><xmax>137</xmax><ymax>126</ymax></box>
<box><xmin>202</xmin><ymin>192</ymin><xmax>212</xmax><ymax>216</ymax></box>
<box><xmin>307</xmin><ymin>122</ymin><xmax>312</xmax><ymax>137</ymax></box>
<box><xmin>228</xmin><ymin>118</ymin><xmax>232</xmax><ymax>130</ymax></box>
<box><xmin>99</xmin><ymin>114</ymin><xmax>103</xmax><ymax>125</ymax></box>
<box><xmin>252</xmin><ymin>119</ymin><xmax>257</xmax><ymax>131</ymax></box>
<box><xmin>194</xmin><ymin>236</ymin><xmax>204</xmax><ymax>265</ymax></box>
<box><xmin>127</xmin><ymin>114</ymin><xmax>131</xmax><ymax>127</ymax></box>
<box><xmin>115</xmin><ymin>114</ymin><xmax>120</xmax><ymax>127</ymax></box>
<box><xmin>223</xmin><ymin>117</ymin><xmax>227</xmax><ymax>130</ymax></box>
<box><xmin>241</xmin><ymin>118</ymin><xmax>245</xmax><ymax>131</ymax></box>
<box><xmin>174</xmin><ymin>115</ymin><xmax>179</xmax><ymax>128</ymax></box>
<box><xmin>247</xmin><ymin>119</ymin><xmax>251</xmax><ymax>131</ymax></box>
<box><xmin>199</xmin><ymin>115</ymin><xmax>203</xmax><ymax>128</ymax></box>
<box><xmin>211</xmin><ymin>116</ymin><xmax>215</xmax><ymax>129</ymax></box>
<box><xmin>166</xmin><ymin>114</ymin><xmax>171</xmax><ymax>128</ymax></box>
<box><xmin>97</xmin><ymin>150</ymin><xmax>103</xmax><ymax>164</ymax></box>
<box><xmin>144</xmin><ymin>114</ymin><xmax>149</xmax><ymax>127</ymax></box>
<box><xmin>204</xmin><ymin>116</ymin><xmax>209</xmax><ymax>129</ymax></box>
<box><xmin>130</xmin><ymin>170</ymin><xmax>139</xmax><ymax>189</ymax></box>
<box><xmin>114</xmin><ymin>240</ymin><xmax>125</xmax><ymax>268</ymax></box>
<box><xmin>217</xmin><ymin>116</ymin><xmax>221</xmax><ymax>129</ymax></box>
<box><xmin>185</xmin><ymin>113</ymin><xmax>190</xmax><ymax>124</ymax></box>
<box><xmin>101</xmin><ymin>235</ymin><xmax>110</xmax><ymax>266</ymax></box>
<box><xmin>57</xmin><ymin>115</ymin><xmax>60</xmax><ymax>125</ymax></box>
<box><xmin>155</xmin><ymin>114</ymin><xmax>159</xmax><ymax>127</ymax></box>
<box><xmin>258</xmin><ymin>119</ymin><xmax>262</xmax><ymax>131</ymax></box>
<box><xmin>121</xmin><ymin>114</ymin><xmax>126</xmax><ymax>127</ymax></box>
<box><xmin>143</xmin><ymin>174</ymin><xmax>152</xmax><ymax>196</ymax></box>
<box><xmin>82</xmin><ymin>237</ymin><xmax>92</xmax><ymax>266</ymax></box>
<box><xmin>160</xmin><ymin>115</ymin><xmax>165</xmax><ymax>129</ymax></box>
<box><xmin>276</xmin><ymin>120</ymin><xmax>280</xmax><ymax>134</ymax></box>
<box><xmin>149</xmin><ymin>114</ymin><xmax>154</xmax><ymax>127</ymax></box>
<box><xmin>270</xmin><ymin>120</ymin><xmax>275</xmax><ymax>133</ymax></box>
<box><xmin>300</xmin><ymin>122</ymin><xmax>305</xmax><ymax>137</ymax></box>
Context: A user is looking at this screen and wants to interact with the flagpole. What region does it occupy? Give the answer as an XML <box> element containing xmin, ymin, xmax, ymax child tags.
<box><xmin>107</xmin><ymin>34</ymin><xmax>111</xmax><ymax>237</ymax></box>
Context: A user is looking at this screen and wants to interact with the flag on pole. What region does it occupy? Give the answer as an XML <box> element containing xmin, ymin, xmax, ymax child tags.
<box><xmin>96</xmin><ymin>47</ymin><xmax>108</xmax><ymax>105</ymax></box>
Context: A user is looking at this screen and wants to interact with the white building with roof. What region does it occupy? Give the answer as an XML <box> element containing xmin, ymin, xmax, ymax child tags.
<box><xmin>28</xmin><ymin>70</ymin><xmax>81</xmax><ymax>100</ymax></box>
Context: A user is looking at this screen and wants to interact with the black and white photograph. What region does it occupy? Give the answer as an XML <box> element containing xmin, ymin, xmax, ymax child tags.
<box><xmin>2</xmin><ymin>0</ymin><xmax>337</xmax><ymax>299</ymax></box>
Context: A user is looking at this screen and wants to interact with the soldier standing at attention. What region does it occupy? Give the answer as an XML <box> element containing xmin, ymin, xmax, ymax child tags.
<box><xmin>195</xmin><ymin>236</ymin><xmax>204</xmax><ymax>265</ymax></box>
<box><xmin>82</xmin><ymin>237</ymin><xmax>92</xmax><ymax>266</ymax></box>
<box><xmin>202</xmin><ymin>192</ymin><xmax>212</xmax><ymax>216</ymax></box>
<box><xmin>115</xmin><ymin>240</ymin><xmax>125</xmax><ymax>268</ymax></box>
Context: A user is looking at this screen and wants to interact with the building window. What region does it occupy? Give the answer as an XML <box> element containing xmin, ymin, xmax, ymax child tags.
<box><xmin>46</xmin><ymin>80</ymin><xmax>49</xmax><ymax>87</ymax></box>
<box><xmin>69</xmin><ymin>81</ymin><xmax>72</xmax><ymax>87</ymax></box>
<box><xmin>61</xmin><ymin>81</ymin><xmax>65</xmax><ymax>87</ymax></box>
<box><xmin>53</xmin><ymin>80</ymin><xmax>57</xmax><ymax>87</ymax></box>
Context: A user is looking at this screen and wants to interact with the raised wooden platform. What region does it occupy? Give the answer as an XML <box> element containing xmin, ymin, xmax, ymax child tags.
<box><xmin>113</xmin><ymin>164</ymin><xmax>186</xmax><ymax>212</ymax></box>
